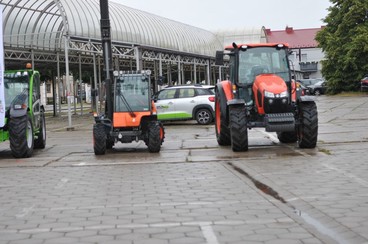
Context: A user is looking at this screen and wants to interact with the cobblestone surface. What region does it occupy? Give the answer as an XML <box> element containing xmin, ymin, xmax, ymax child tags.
<box><xmin>0</xmin><ymin>95</ymin><xmax>367</xmax><ymax>243</ymax></box>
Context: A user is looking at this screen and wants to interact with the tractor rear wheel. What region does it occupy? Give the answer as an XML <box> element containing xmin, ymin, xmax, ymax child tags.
<box><xmin>34</xmin><ymin>112</ymin><xmax>46</xmax><ymax>149</ymax></box>
<box><xmin>277</xmin><ymin>131</ymin><xmax>297</xmax><ymax>143</ymax></box>
<box><xmin>229</xmin><ymin>106</ymin><xmax>248</xmax><ymax>152</ymax></box>
<box><xmin>9</xmin><ymin>115</ymin><xmax>34</xmax><ymax>158</ymax></box>
<box><xmin>147</xmin><ymin>122</ymin><xmax>163</xmax><ymax>153</ymax></box>
<box><xmin>93</xmin><ymin>123</ymin><xmax>106</xmax><ymax>155</ymax></box>
<box><xmin>215</xmin><ymin>88</ymin><xmax>231</xmax><ymax>145</ymax></box>
<box><xmin>297</xmin><ymin>102</ymin><xmax>318</xmax><ymax>148</ymax></box>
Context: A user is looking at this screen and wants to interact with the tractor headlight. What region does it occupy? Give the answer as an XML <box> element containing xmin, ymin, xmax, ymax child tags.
<box><xmin>279</xmin><ymin>91</ymin><xmax>289</xmax><ymax>98</ymax></box>
<box><xmin>264</xmin><ymin>91</ymin><xmax>275</xmax><ymax>98</ymax></box>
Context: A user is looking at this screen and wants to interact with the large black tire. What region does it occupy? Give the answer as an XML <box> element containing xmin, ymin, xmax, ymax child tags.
<box><xmin>297</xmin><ymin>102</ymin><xmax>318</xmax><ymax>148</ymax></box>
<box><xmin>93</xmin><ymin>123</ymin><xmax>106</xmax><ymax>155</ymax></box>
<box><xmin>34</xmin><ymin>113</ymin><xmax>46</xmax><ymax>149</ymax></box>
<box><xmin>195</xmin><ymin>108</ymin><xmax>213</xmax><ymax>125</ymax></box>
<box><xmin>106</xmin><ymin>138</ymin><xmax>114</xmax><ymax>149</ymax></box>
<box><xmin>9</xmin><ymin>115</ymin><xmax>34</xmax><ymax>158</ymax></box>
<box><xmin>147</xmin><ymin>122</ymin><xmax>164</xmax><ymax>153</ymax></box>
<box><xmin>277</xmin><ymin>131</ymin><xmax>297</xmax><ymax>143</ymax></box>
<box><xmin>229</xmin><ymin>106</ymin><xmax>248</xmax><ymax>152</ymax></box>
<box><xmin>215</xmin><ymin>87</ymin><xmax>231</xmax><ymax>145</ymax></box>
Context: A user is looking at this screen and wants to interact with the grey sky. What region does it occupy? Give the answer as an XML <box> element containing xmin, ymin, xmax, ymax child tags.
<box><xmin>112</xmin><ymin>0</ymin><xmax>331</xmax><ymax>31</ymax></box>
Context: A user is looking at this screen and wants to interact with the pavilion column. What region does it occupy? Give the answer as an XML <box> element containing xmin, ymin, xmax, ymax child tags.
<box><xmin>206</xmin><ymin>59</ymin><xmax>210</xmax><ymax>85</ymax></box>
<box><xmin>177</xmin><ymin>56</ymin><xmax>181</xmax><ymax>85</ymax></box>
<box><xmin>64</xmin><ymin>35</ymin><xmax>73</xmax><ymax>130</ymax></box>
<box><xmin>135</xmin><ymin>46</ymin><xmax>142</xmax><ymax>71</ymax></box>
<box><xmin>57</xmin><ymin>52</ymin><xmax>62</xmax><ymax>115</ymax></box>
<box><xmin>194</xmin><ymin>63</ymin><xmax>197</xmax><ymax>84</ymax></box>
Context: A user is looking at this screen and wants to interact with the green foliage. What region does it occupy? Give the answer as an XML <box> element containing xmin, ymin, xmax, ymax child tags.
<box><xmin>315</xmin><ymin>0</ymin><xmax>368</xmax><ymax>94</ymax></box>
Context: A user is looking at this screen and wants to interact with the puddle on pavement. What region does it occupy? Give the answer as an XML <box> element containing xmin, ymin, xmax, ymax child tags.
<box><xmin>228</xmin><ymin>162</ymin><xmax>350</xmax><ymax>244</ymax></box>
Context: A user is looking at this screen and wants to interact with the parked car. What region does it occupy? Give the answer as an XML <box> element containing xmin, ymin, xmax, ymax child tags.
<box><xmin>361</xmin><ymin>76</ymin><xmax>368</xmax><ymax>92</ymax></box>
<box><xmin>298</xmin><ymin>78</ymin><xmax>322</xmax><ymax>87</ymax></box>
<box><xmin>153</xmin><ymin>84</ymin><xmax>215</xmax><ymax>125</ymax></box>
<box><xmin>307</xmin><ymin>80</ymin><xmax>327</xmax><ymax>95</ymax></box>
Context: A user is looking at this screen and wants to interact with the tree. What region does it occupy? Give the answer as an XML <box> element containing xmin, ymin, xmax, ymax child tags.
<box><xmin>316</xmin><ymin>0</ymin><xmax>368</xmax><ymax>94</ymax></box>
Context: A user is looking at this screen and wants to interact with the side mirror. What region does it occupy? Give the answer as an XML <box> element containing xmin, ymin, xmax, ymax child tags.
<box><xmin>215</xmin><ymin>51</ymin><xmax>224</xmax><ymax>66</ymax></box>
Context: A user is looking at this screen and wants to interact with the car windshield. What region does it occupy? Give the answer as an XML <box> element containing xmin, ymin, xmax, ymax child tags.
<box><xmin>237</xmin><ymin>47</ymin><xmax>291</xmax><ymax>85</ymax></box>
<box><xmin>4</xmin><ymin>71</ymin><xmax>29</xmax><ymax>109</ymax></box>
<box><xmin>314</xmin><ymin>81</ymin><xmax>324</xmax><ymax>86</ymax></box>
<box><xmin>114</xmin><ymin>74</ymin><xmax>150</xmax><ymax>112</ymax></box>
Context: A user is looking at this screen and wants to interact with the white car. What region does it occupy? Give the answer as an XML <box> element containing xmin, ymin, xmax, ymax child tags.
<box><xmin>153</xmin><ymin>85</ymin><xmax>215</xmax><ymax>125</ymax></box>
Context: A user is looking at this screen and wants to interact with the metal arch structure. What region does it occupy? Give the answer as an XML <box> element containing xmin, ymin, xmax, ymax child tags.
<box><xmin>1</xmin><ymin>0</ymin><xmax>224</xmax><ymax>86</ymax></box>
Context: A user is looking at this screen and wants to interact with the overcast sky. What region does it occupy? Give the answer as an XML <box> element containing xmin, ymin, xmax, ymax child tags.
<box><xmin>111</xmin><ymin>0</ymin><xmax>331</xmax><ymax>31</ymax></box>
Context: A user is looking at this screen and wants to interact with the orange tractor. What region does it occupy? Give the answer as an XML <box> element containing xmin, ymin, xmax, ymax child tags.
<box><xmin>93</xmin><ymin>0</ymin><xmax>164</xmax><ymax>155</ymax></box>
<box><xmin>215</xmin><ymin>43</ymin><xmax>318</xmax><ymax>151</ymax></box>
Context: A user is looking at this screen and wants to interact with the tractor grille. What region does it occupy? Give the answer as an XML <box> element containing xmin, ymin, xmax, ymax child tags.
<box><xmin>264</xmin><ymin>97</ymin><xmax>291</xmax><ymax>113</ymax></box>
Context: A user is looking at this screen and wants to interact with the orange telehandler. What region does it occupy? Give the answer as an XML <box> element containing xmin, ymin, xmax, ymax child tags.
<box><xmin>93</xmin><ymin>0</ymin><xmax>164</xmax><ymax>155</ymax></box>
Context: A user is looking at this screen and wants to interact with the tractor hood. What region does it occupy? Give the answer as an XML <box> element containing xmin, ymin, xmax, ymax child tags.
<box><xmin>253</xmin><ymin>74</ymin><xmax>287</xmax><ymax>95</ymax></box>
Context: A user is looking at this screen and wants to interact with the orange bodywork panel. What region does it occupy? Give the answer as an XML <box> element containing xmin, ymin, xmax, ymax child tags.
<box><xmin>151</xmin><ymin>100</ymin><xmax>157</xmax><ymax>113</ymax></box>
<box><xmin>220</xmin><ymin>80</ymin><xmax>234</xmax><ymax>101</ymax></box>
<box><xmin>291</xmin><ymin>80</ymin><xmax>297</xmax><ymax>102</ymax></box>
<box><xmin>113</xmin><ymin>111</ymin><xmax>151</xmax><ymax>127</ymax></box>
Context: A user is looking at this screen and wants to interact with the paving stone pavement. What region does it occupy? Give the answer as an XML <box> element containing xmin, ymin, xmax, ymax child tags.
<box><xmin>0</xmin><ymin>95</ymin><xmax>367</xmax><ymax>244</ymax></box>
<box><xmin>0</xmin><ymin>162</ymin><xmax>334</xmax><ymax>244</ymax></box>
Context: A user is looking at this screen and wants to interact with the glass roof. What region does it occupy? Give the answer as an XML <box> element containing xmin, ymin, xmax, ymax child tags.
<box><xmin>1</xmin><ymin>0</ymin><xmax>223</xmax><ymax>57</ymax></box>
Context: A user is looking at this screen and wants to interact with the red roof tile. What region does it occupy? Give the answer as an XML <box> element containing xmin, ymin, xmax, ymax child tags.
<box><xmin>265</xmin><ymin>27</ymin><xmax>323</xmax><ymax>48</ymax></box>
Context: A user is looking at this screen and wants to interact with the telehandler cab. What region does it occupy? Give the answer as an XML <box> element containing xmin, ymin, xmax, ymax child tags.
<box><xmin>215</xmin><ymin>43</ymin><xmax>318</xmax><ymax>151</ymax></box>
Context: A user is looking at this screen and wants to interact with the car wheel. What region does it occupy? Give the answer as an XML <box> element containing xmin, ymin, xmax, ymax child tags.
<box><xmin>314</xmin><ymin>89</ymin><xmax>321</xmax><ymax>96</ymax></box>
<box><xmin>195</xmin><ymin>108</ymin><xmax>213</xmax><ymax>125</ymax></box>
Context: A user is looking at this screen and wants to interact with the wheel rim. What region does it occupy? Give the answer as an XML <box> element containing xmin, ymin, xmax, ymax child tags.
<box><xmin>27</xmin><ymin>120</ymin><xmax>33</xmax><ymax>148</ymax></box>
<box><xmin>198</xmin><ymin>110</ymin><xmax>210</xmax><ymax>124</ymax></box>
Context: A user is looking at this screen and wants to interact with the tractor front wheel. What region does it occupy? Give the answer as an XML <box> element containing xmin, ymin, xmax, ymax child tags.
<box><xmin>34</xmin><ymin>112</ymin><xmax>46</xmax><ymax>149</ymax></box>
<box><xmin>9</xmin><ymin>115</ymin><xmax>34</xmax><ymax>158</ymax></box>
<box><xmin>229</xmin><ymin>106</ymin><xmax>248</xmax><ymax>152</ymax></box>
<box><xmin>93</xmin><ymin>123</ymin><xmax>106</xmax><ymax>155</ymax></box>
<box><xmin>147</xmin><ymin>122</ymin><xmax>164</xmax><ymax>153</ymax></box>
<box><xmin>297</xmin><ymin>102</ymin><xmax>318</xmax><ymax>148</ymax></box>
<box><xmin>215</xmin><ymin>88</ymin><xmax>231</xmax><ymax>145</ymax></box>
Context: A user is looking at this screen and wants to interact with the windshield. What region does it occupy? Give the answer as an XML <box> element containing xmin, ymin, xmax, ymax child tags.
<box><xmin>4</xmin><ymin>71</ymin><xmax>29</xmax><ymax>109</ymax></box>
<box><xmin>115</xmin><ymin>74</ymin><xmax>150</xmax><ymax>112</ymax></box>
<box><xmin>237</xmin><ymin>47</ymin><xmax>291</xmax><ymax>85</ymax></box>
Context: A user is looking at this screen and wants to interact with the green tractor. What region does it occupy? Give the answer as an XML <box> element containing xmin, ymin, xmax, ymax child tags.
<box><xmin>0</xmin><ymin>66</ymin><xmax>46</xmax><ymax>158</ymax></box>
